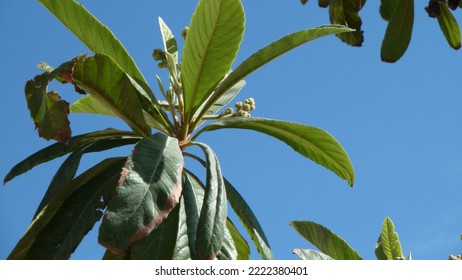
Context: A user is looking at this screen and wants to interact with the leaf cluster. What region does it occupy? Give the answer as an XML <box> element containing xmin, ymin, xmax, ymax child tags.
<box><xmin>301</xmin><ymin>0</ymin><xmax>462</xmax><ymax>62</ymax></box>
<box><xmin>5</xmin><ymin>0</ymin><xmax>356</xmax><ymax>259</ymax></box>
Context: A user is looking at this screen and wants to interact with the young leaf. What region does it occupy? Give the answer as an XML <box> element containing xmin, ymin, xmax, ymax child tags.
<box><xmin>8</xmin><ymin>157</ymin><xmax>125</xmax><ymax>259</ymax></box>
<box><xmin>375</xmin><ymin>216</ymin><xmax>404</xmax><ymax>260</ymax></box>
<box><xmin>329</xmin><ymin>0</ymin><xmax>365</xmax><ymax>46</ymax></box>
<box><xmin>4</xmin><ymin>129</ymin><xmax>139</xmax><ymax>185</ymax></box>
<box><xmin>381</xmin><ymin>0</ymin><xmax>414</xmax><ymax>63</ymax></box>
<box><xmin>290</xmin><ymin>221</ymin><xmax>362</xmax><ymax>260</ymax></box>
<box><xmin>181</xmin><ymin>0</ymin><xmax>245</xmax><ymax>123</ymax></box>
<box><xmin>185</xmin><ymin>153</ymin><xmax>273</xmax><ymax>260</ymax></box>
<box><xmin>24</xmin><ymin>56</ymin><xmax>85</xmax><ymax>143</ymax></box>
<box><xmin>437</xmin><ymin>3</ymin><xmax>461</xmax><ymax>50</ymax></box>
<box><xmin>189</xmin><ymin>142</ymin><xmax>227</xmax><ymax>260</ymax></box>
<box><xmin>129</xmin><ymin>203</ymin><xmax>181</xmax><ymax>260</ymax></box>
<box><xmin>194</xmin><ymin>117</ymin><xmax>355</xmax><ymax>186</ymax></box>
<box><xmin>159</xmin><ymin>17</ymin><xmax>178</xmax><ymax>65</ymax></box>
<box><xmin>293</xmin><ymin>249</ymin><xmax>334</xmax><ymax>260</ymax></box>
<box><xmin>72</xmin><ymin>54</ymin><xmax>151</xmax><ymax>137</ymax></box>
<box><xmin>98</xmin><ymin>133</ymin><xmax>183</xmax><ymax>254</ymax></box>
<box><xmin>194</xmin><ymin>25</ymin><xmax>353</xmax><ymax>126</ymax></box>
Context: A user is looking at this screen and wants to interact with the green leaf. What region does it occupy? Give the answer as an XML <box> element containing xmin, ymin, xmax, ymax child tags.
<box><xmin>293</xmin><ymin>249</ymin><xmax>334</xmax><ymax>260</ymax></box>
<box><xmin>34</xmin><ymin>137</ymin><xmax>139</xmax><ymax>219</ymax></box>
<box><xmin>184</xmin><ymin>169</ymin><xmax>244</xmax><ymax>260</ymax></box>
<box><xmin>224</xmin><ymin>177</ymin><xmax>273</xmax><ymax>260</ymax></box>
<box><xmin>380</xmin><ymin>0</ymin><xmax>414</xmax><ymax>63</ymax></box>
<box><xmin>130</xmin><ymin>203</ymin><xmax>181</xmax><ymax>260</ymax></box>
<box><xmin>380</xmin><ymin>0</ymin><xmax>398</xmax><ymax>21</ymax></box>
<box><xmin>3</xmin><ymin>129</ymin><xmax>139</xmax><ymax>185</ymax></box>
<box><xmin>182</xmin><ymin>171</ymin><xmax>203</xmax><ymax>259</ymax></box>
<box><xmin>25</xmin><ymin>56</ymin><xmax>85</xmax><ymax>143</ymax></box>
<box><xmin>290</xmin><ymin>221</ymin><xmax>362</xmax><ymax>260</ymax></box>
<box><xmin>329</xmin><ymin>0</ymin><xmax>365</xmax><ymax>46</ymax></box>
<box><xmin>190</xmin><ymin>142</ymin><xmax>227</xmax><ymax>259</ymax></box>
<box><xmin>226</xmin><ymin>219</ymin><xmax>250</xmax><ymax>260</ymax></box>
<box><xmin>98</xmin><ymin>133</ymin><xmax>183</xmax><ymax>254</ymax></box>
<box><xmin>38</xmin><ymin>0</ymin><xmax>146</xmax><ymax>86</ymax></box>
<box><xmin>173</xmin><ymin>199</ymin><xmax>191</xmax><ymax>260</ymax></box>
<box><xmin>375</xmin><ymin>216</ymin><xmax>403</xmax><ymax>260</ymax></box>
<box><xmin>218</xmin><ymin>221</ymin><xmax>238</xmax><ymax>260</ymax></box>
<box><xmin>70</xmin><ymin>95</ymin><xmax>167</xmax><ymax>132</ymax></box>
<box><xmin>194</xmin><ymin>25</ymin><xmax>353</xmax><ymax>127</ymax></box>
<box><xmin>159</xmin><ymin>17</ymin><xmax>178</xmax><ymax>65</ymax></box>
<box><xmin>437</xmin><ymin>3</ymin><xmax>461</xmax><ymax>50</ymax></box>
<box><xmin>185</xmin><ymin>153</ymin><xmax>273</xmax><ymax>260</ymax></box>
<box><xmin>195</xmin><ymin>117</ymin><xmax>354</xmax><ymax>186</ymax></box>
<box><xmin>8</xmin><ymin>157</ymin><xmax>125</xmax><ymax>259</ymax></box>
<box><xmin>72</xmin><ymin>54</ymin><xmax>151</xmax><ymax>137</ymax></box>
<box><xmin>181</xmin><ymin>0</ymin><xmax>245</xmax><ymax>123</ymax></box>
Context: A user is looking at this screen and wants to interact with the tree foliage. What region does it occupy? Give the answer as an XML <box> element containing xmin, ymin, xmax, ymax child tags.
<box><xmin>5</xmin><ymin>0</ymin><xmax>355</xmax><ymax>259</ymax></box>
<box><xmin>300</xmin><ymin>0</ymin><xmax>462</xmax><ymax>62</ymax></box>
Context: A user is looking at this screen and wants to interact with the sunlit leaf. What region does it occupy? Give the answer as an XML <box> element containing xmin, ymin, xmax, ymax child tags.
<box><xmin>72</xmin><ymin>54</ymin><xmax>151</xmax><ymax>137</ymax></box>
<box><xmin>8</xmin><ymin>157</ymin><xmax>125</xmax><ymax>259</ymax></box>
<box><xmin>375</xmin><ymin>216</ymin><xmax>403</xmax><ymax>260</ymax></box>
<box><xmin>293</xmin><ymin>249</ymin><xmax>334</xmax><ymax>260</ymax></box>
<box><xmin>226</xmin><ymin>219</ymin><xmax>250</xmax><ymax>260</ymax></box>
<box><xmin>38</xmin><ymin>0</ymin><xmax>146</xmax><ymax>87</ymax></box>
<box><xmin>99</xmin><ymin>133</ymin><xmax>183</xmax><ymax>254</ymax></box>
<box><xmin>195</xmin><ymin>117</ymin><xmax>354</xmax><ymax>186</ymax></box>
<box><xmin>196</xmin><ymin>25</ymin><xmax>353</xmax><ymax>125</ymax></box>
<box><xmin>159</xmin><ymin>17</ymin><xmax>178</xmax><ymax>65</ymax></box>
<box><xmin>70</xmin><ymin>95</ymin><xmax>166</xmax><ymax>132</ymax></box>
<box><xmin>381</xmin><ymin>0</ymin><xmax>414</xmax><ymax>62</ymax></box>
<box><xmin>290</xmin><ymin>221</ymin><xmax>362</xmax><ymax>260</ymax></box>
<box><xmin>181</xmin><ymin>0</ymin><xmax>245</xmax><ymax>123</ymax></box>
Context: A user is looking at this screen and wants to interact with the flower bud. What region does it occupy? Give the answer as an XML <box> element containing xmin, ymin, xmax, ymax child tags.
<box><xmin>235</xmin><ymin>102</ymin><xmax>243</xmax><ymax>110</ymax></box>
<box><xmin>242</xmin><ymin>103</ymin><xmax>251</xmax><ymax>111</ymax></box>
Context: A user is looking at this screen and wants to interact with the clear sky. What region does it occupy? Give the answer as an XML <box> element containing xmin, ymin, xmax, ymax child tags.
<box><xmin>1</xmin><ymin>0</ymin><xmax>461</xmax><ymax>260</ymax></box>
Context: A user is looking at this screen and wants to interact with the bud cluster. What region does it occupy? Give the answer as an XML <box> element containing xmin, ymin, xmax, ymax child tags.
<box><xmin>233</xmin><ymin>97</ymin><xmax>255</xmax><ymax>117</ymax></box>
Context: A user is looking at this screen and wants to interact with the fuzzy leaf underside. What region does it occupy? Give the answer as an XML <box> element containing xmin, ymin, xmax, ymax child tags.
<box><xmin>190</xmin><ymin>143</ymin><xmax>227</xmax><ymax>260</ymax></box>
<box><xmin>98</xmin><ymin>133</ymin><xmax>183</xmax><ymax>254</ymax></box>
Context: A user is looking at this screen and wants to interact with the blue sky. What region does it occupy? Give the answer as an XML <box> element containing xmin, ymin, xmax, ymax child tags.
<box><xmin>1</xmin><ymin>0</ymin><xmax>461</xmax><ymax>260</ymax></box>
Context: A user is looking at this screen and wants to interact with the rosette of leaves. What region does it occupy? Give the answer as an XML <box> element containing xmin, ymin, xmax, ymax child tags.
<box><xmin>5</xmin><ymin>0</ymin><xmax>355</xmax><ymax>260</ymax></box>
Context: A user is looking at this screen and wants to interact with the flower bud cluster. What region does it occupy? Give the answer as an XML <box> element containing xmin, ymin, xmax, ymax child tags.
<box><xmin>234</xmin><ymin>97</ymin><xmax>255</xmax><ymax>117</ymax></box>
<box><xmin>152</xmin><ymin>49</ymin><xmax>168</xmax><ymax>68</ymax></box>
